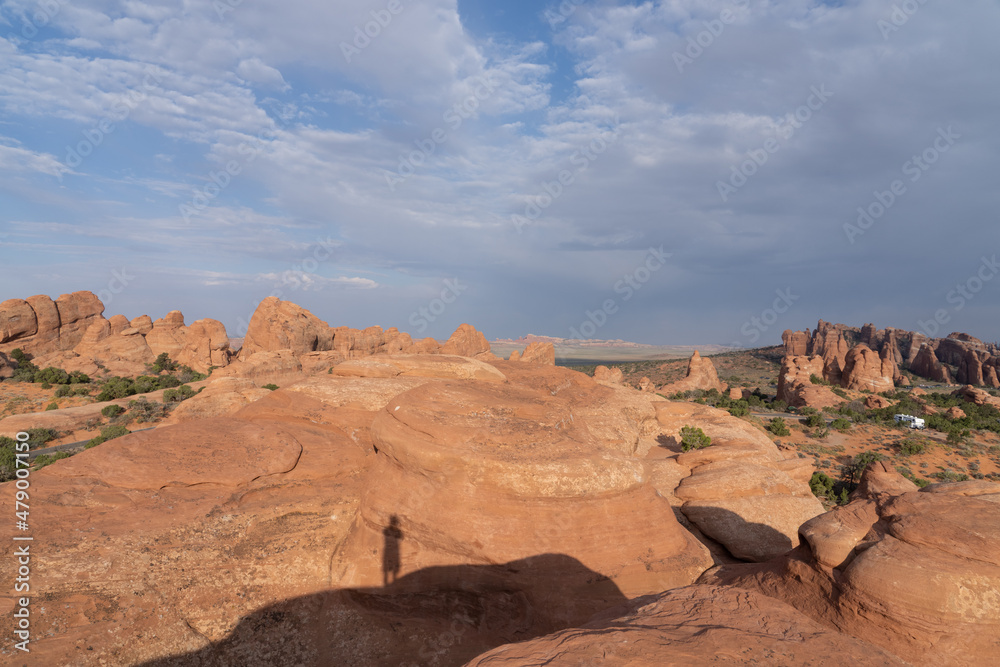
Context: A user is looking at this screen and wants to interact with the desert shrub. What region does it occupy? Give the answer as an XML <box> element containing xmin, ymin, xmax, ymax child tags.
<box><xmin>133</xmin><ymin>375</ymin><xmax>162</xmax><ymax>394</ymax></box>
<box><xmin>41</xmin><ymin>382</ymin><xmax>52</xmax><ymax>389</ymax></box>
<box><xmin>23</xmin><ymin>428</ymin><xmax>57</xmax><ymax>449</ymax></box>
<box><xmin>263</xmin><ymin>384</ymin><xmax>279</xmax><ymax>391</ymax></box>
<box><xmin>812</xmin><ymin>426</ymin><xmax>830</xmax><ymax>440</ymax></box>
<box><xmin>931</xmin><ymin>470</ymin><xmax>969</xmax><ymax>483</ymax></box>
<box><xmin>768</xmin><ymin>417</ymin><xmax>790</xmax><ymax>436</ymax></box>
<box><xmin>799</xmin><ymin>407</ymin><xmax>818</xmax><ymax>416</ymax></box>
<box><xmin>150</xmin><ymin>352</ymin><xmax>178</xmax><ymax>374</ymax></box>
<box><xmin>832</xmin><ymin>387</ymin><xmax>849</xmax><ymax>399</ymax></box>
<box><xmin>842</xmin><ymin>450</ymin><xmax>886</xmax><ymax>488</ymax></box>
<box><xmin>45</xmin><ymin>402</ymin><xmax>58</xmax><ymax>411</ymax></box>
<box><xmin>125</xmin><ymin>397</ymin><xmax>168</xmax><ymax>423</ymax></box>
<box><xmin>69</xmin><ymin>371</ymin><xmax>91</xmax><ymax>384</ymax></box>
<box><xmin>33</xmin><ymin>451</ymin><xmax>71</xmax><ymax>469</ymax></box>
<box><xmin>727</xmin><ymin>400</ymin><xmax>750</xmax><ymax>418</ymax></box>
<box><xmin>0</xmin><ymin>437</ymin><xmax>18</xmax><ymax>482</ymax></box>
<box><xmin>54</xmin><ymin>385</ymin><xmax>71</xmax><ymax>397</ymax></box>
<box><xmin>804</xmin><ymin>414</ymin><xmax>825</xmax><ymax>429</ymax></box>
<box><xmin>809</xmin><ymin>471</ymin><xmax>834</xmax><ymax>497</ymax></box>
<box><xmin>946</xmin><ymin>428</ymin><xmax>971</xmax><ymax>446</ymax></box>
<box><xmin>101</xmin><ymin>404</ymin><xmax>125</xmax><ymax>419</ymax></box>
<box><xmin>96</xmin><ymin>377</ymin><xmax>136</xmax><ymax>402</ymax></box>
<box><xmin>163</xmin><ymin>385</ymin><xmax>196</xmax><ymax>403</ymax></box>
<box><xmin>809</xmin><ymin>374</ymin><xmax>830</xmax><ymax>386</ymax></box>
<box><xmin>830</xmin><ymin>418</ymin><xmax>851</xmax><ymax>432</ymax></box>
<box><xmin>680</xmin><ymin>426</ymin><xmax>712</xmax><ymax>452</ymax></box>
<box><xmin>175</xmin><ymin>365</ymin><xmax>206</xmax><ymax>383</ymax></box>
<box><xmin>769</xmin><ymin>399</ymin><xmax>788</xmax><ymax>412</ymax></box>
<box><xmin>56</xmin><ymin>384</ymin><xmax>91</xmax><ymax>398</ymax></box>
<box><xmin>898</xmin><ymin>437</ymin><xmax>926</xmax><ymax>456</ymax></box>
<box><xmin>34</xmin><ymin>366</ymin><xmax>69</xmax><ymax>385</ymax></box>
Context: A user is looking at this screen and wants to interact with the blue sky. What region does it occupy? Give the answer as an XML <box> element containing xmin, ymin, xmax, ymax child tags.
<box><xmin>1</xmin><ymin>0</ymin><xmax>998</xmax><ymax>346</ymax></box>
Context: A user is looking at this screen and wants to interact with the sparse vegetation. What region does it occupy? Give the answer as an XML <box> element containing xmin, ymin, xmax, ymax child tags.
<box><xmin>768</xmin><ymin>417</ymin><xmax>790</xmax><ymax>436</ymax></box>
<box><xmin>263</xmin><ymin>384</ymin><xmax>279</xmax><ymax>391</ymax></box>
<box><xmin>33</xmin><ymin>451</ymin><xmax>72</xmax><ymax>469</ymax></box>
<box><xmin>680</xmin><ymin>426</ymin><xmax>712</xmax><ymax>452</ymax></box>
<box><xmin>830</xmin><ymin>418</ymin><xmax>851</xmax><ymax>432</ymax></box>
<box><xmin>101</xmin><ymin>404</ymin><xmax>125</xmax><ymax>419</ymax></box>
<box><xmin>124</xmin><ymin>397</ymin><xmax>169</xmax><ymax>423</ymax></box>
<box><xmin>163</xmin><ymin>385</ymin><xmax>197</xmax><ymax>403</ymax></box>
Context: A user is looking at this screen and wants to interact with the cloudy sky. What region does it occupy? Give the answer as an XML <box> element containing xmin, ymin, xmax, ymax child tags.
<box><xmin>1</xmin><ymin>0</ymin><xmax>997</xmax><ymax>347</ymax></box>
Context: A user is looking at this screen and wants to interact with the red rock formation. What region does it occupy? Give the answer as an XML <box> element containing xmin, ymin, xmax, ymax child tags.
<box><xmin>776</xmin><ymin>356</ymin><xmax>842</xmax><ymax>409</ymax></box>
<box><xmin>910</xmin><ymin>343</ymin><xmax>953</xmax><ymax>383</ymax></box>
<box><xmin>440</xmin><ymin>322</ymin><xmax>491</xmax><ymax>357</ymax></box>
<box><xmin>0</xmin><ymin>291</ymin><xmax>104</xmax><ymax>357</ymax></box>
<box><xmin>841</xmin><ymin>343</ymin><xmax>895</xmax><ymax>393</ymax></box>
<box><xmin>518</xmin><ymin>341</ymin><xmax>555</xmax><ymax>364</ymax></box>
<box><xmin>593</xmin><ymin>365</ymin><xmax>624</xmax><ymax>385</ymax></box>
<box><xmin>708</xmin><ymin>490</ymin><xmax>1000</xmax><ymax>666</ymax></box>
<box><xmin>781</xmin><ymin>329</ymin><xmax>811</xmax><ymax>356</ymax></box>
<box><xmin>659</xmin><ymin>351</ymin><xmax>726</xmax><ymax>395</ymax></box>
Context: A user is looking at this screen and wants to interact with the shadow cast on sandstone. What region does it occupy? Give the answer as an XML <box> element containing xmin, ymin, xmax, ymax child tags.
<box><xmin>139</xmin><ymin>553</ymin><xmax>627</xmax><ymax>667</ymax></box>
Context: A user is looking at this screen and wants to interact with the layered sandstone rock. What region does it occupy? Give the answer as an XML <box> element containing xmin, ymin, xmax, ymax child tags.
<box><xmin>440</xmin><ymin>322</ymin><xmax>491</xmax><ymax>357</ymax></box>
<box><xmin>331</xmin><ymin>378</ymin><xmax>713</xmax><ymax>613</ymax></box>
<box><xmin>239</xmin><ymin>297</ymin><xmax>334</xmax><ymax>359</ymax></box>
<box><xmin>911</xmin><ymin>343</ymin><xmax>953</xmax><ymax>383</ymax></box>
<box><xmin>776</xmin><ymin>355</ymin><xmax>842</xmax><ymax>408</ymax></box>
<box><xmin>518</xmin><ymin>341</ymin><xmax>555</xmax><ymax>364</ymax></box>
<box><xmin>465</xmin><ymin>585</ymin><xmax>907</xmax><ymax>666</ymax></box>
<box><xmin>708</xmin><ymin>488</ymin><xmax>1000</xmax><ymax>666</ymax></box>
<box><xmin>659</xmin><ymin>350</ymin><xmax>726</xmax><ymax>395</ymax></box>
<box><xmin>841</xmin><ymin>344</ymin><xmax>895</xmax><ymax>393</ymax></box>
<box><xmin>0</xmin><ymin>291</ymin><xmax>104</xmax><ymax>357</ymax></box>
<box><xmin>593</xmin><ymin>365</ymin><xmax>624</xmax><ymax>386</ymax></box>
<box><xmin>654</xmin><ymin>401</ymin><xmax>823</xmax><ymax>562</ymax></box>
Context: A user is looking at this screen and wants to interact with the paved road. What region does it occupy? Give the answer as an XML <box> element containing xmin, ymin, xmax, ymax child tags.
<box><xmin>29</xmin><ymin>427</ymin><xmax>156</xmax><ymax>459</ymax></box>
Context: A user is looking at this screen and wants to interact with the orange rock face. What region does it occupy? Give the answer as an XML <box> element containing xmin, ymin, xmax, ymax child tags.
<box><xmin>776</xmin><ymin>355</ymin><xmax>842</xmax><ymax>408</ymax></box>
<box><xmin>841</xmin><ymin>343</ymin><xmax>895</xmax><ymax>393</ymax></box>
<box><xmin>659</xmin><ymin>350</ymin><xmax>726</xmax><ymax>395</ymax></box>
<box><xmin>0</xmin><ymin>291</ymin><xmax>105</xmax><ymax>357</ymax></box>
<box><xmin>440</xmin><ymin>322</ymin><xmax>491</xmax><ymax>357</ymax></box>
<box><xmin>708</xmin><ymin>485</ymin><xmax>1000</xmax><ymax>666</ymax></box>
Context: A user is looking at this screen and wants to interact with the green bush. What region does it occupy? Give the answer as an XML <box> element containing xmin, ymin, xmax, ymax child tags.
<box><xmin>680</xmin><ymin>426</ymin><xmax>712</xmax><ymax>452</ymax></box>
<box><xmin>809</xmin><ymin>374</ymin><xmax>830</xmax><ymax>386</ymax></box>
<box><xmin>727</xmin><ymin>400</ymin><xmax>750</xmax><ymax>418</ymax></box>
<box><xmin>175</xmin><ymin>365</ymin><xmax>206</xmax><ymax>383</ymax></box>
<box><xmin>263</xmin><ymin>383</ymin><xmax>279</xmax><ymax>391</ymax></box>
<box><xmin>768</xmin><ymin>417</ymin><xmax>790</xmax><ymax>436</ymax></box>
<box><xmin>34</xmin><ymin>366</ymin><xmax>69</xmax><ymax>385</ymax></box>
<box><xmin>830</xmin><ymin>418</ymin><xmax>851</xmax><ymax>432</ymax></box>
<box><xmin>23</xmin><ymin>428</ymin><xmax>57</xmax><ymax>449</ymax></box>
<box><xmin>832</xmin><ymin>387</ymin><xmax>849</xmax><ymax>399</ymax></box>
<box><xmin>45</xmin><ymin>402</ymin><xmax>58</xmax><ymax>411</ymax></box>
<box><xmin>101</xmin><ymin>404</ymin><xmax>125</xmax><ymax>419</ymax></box>
<box><xmin>799</xmin><ymin>407</ymin><xmax>818</xmax><ymax>416</ymax></box>
<box><xmin>804</xmin><ymin>414</ymin><xmax>825</xmax><ymax>429</ymax></box>
<box><xmin>809</xmin><ymin>471</ymin><xmax>834</xmax><ymax>497</ymax></box>
<box><xmin>163</xmin><ymin>385</ymin><xmax>196</xmax><ymax>403</ymax></box>
<box><xmin>96</xmin><ymin>377</ymin><xmax>136</xmax><ymax>402</ymax></box>
<box><xmin>151</xmin><ymin>352</ymin><xmax>178</xmax><ymax>374</ymax></box>
<box><xmin>898</xmin><ymin>437</ymin><xmax>926</xmax><ymax>456</ymax></box>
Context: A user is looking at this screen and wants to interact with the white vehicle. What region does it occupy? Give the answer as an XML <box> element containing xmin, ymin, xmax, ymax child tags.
<box><xmin>894</xmin><ymin>414</ymin><xmax>926</xmax><ymax>430</ymax></box>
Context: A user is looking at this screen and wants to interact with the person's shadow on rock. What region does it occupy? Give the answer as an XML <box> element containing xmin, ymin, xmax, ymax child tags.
<box><xmin>382</xmin><ymin>515</ymin><xmax>403</xmax><ymax>586</ymax></box>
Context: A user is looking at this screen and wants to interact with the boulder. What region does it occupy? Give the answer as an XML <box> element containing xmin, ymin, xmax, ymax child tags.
<box><xmin>659</xmin><ymin>351</ymin><xmax>726</xmax><ymax>395</ymax></box>
<box><xmin>518</xmin><ymin>341</ymin><xmax>555</xmax><ymax>365</ymax></box>
<box><xmin>945</xmin><ymin>406</ymin><xmax>967</xmax><ymax>419</ymax></box>
<box><xmin>851</xmin><ymin>461</ymin><xmax>918</xmax><ymax>500</ymax></box>
<box><xmin>440</xmin><ymin>323</ymin><xmax>491</xmax><ymax>357</ymax></box>
<box><xmin>708</xmin><ymin>492</ymin><xmax>1000</xmax><ymax>666</ymax></box>
<box><xmin>593</xmin><ymin>365</ymin><xmax>624</xmax><ymax>385</ymax></box>
<box><xmin>798</xmin><ymin>499</ymin><xmax>880</xmax><ymax>569</ymax></box>
<box><xmin>865</xmin><ymin>395</ymin><xmax>893</xmax><ymax>409</ymax></box>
